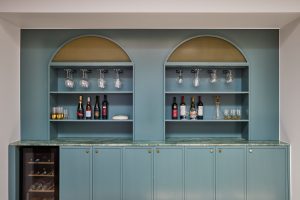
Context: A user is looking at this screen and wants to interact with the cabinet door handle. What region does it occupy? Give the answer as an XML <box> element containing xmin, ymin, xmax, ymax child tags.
<box><xmin>249</xmin><ymin>149</ymin><xmax>253</xmax><ymax>153</ymax></box>
<box><xmin>156</xmin><ymin>149</ymin><xmax>160</xmax><ymax>154</ymax></box>
<box><xmin>210</xmin><ymin>149</ymin><xmax>214</xmax><ymax>153</ymax></box>
<box><xmin>95</xmin><ymin>150</ymin><xmax>99</xmax><ymax>154</ymax></box>
<box><xmin>86</xmin><ymin>150</ymin><xmax>90</xmax><ymax>154</ymax></box>
<box><xmin>218</xmin><ymin>149</ymin><xmax>223</xmax><ymax>153</ymax></box>
<box><xmin>148</xmin><ymin>149</ymin><xmax>152</xmax><ymax>154</ymax></box>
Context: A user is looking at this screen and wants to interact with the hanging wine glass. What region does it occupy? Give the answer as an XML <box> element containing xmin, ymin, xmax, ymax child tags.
<box><xmin>192</xmin><ymin>68</ymin><xmax>200</xmax><ymax>87</ymax></box>
<box><xmin>176</xmin><ymin>69</ymin><xmax>183</xmax><ymax>85</ymax></box>
<box><xmin>64</xmin><ymin>69</ymin><xmax>74</xmax><ymax>88</ymax></box>
<box><xmin>97</xmin><ymin>69</ymin><xmax>107</xmax><ymax>89</ymax></box>
<box><xmin>114</xmin><ymin>69</ymin><xmax>123</xmax><ymax>89</ymax></box>
<box><xmin>224</xmin><ymin>69</ymin><xmax>233</xmax><ymax>83</ymax></box>
<box><xmin>208</xmin><ymin>69</ymin><xmax>217</xmax><ymax>83</ymax></box>
<box><xmin>79</xmin><ymin>69</ymin><xmax>89</xmax><ymax>88</ymax></box>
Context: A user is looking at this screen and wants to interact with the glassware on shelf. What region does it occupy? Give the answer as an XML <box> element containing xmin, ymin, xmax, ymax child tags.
<box><xmin>51</xmin><ymin>107</ymin><xmax>57</xmax><ymax>120</ymax></box>
<box><xmin>97</xmin><ymin>69</ymin><xmax>107</xmax><ymax>89</ymax></box>
<box><xmin>208</xmin><ymin>69</ymin><xmax>217</xmax><ymax>83</ymax></box>
<box><xmin>215</xmin><ymin>96</ymin><xmax>221</xmax><ymax>119</ymax></box>
<box><xmin>79</xmin><ymin>69</ymin><xmax>90</xmax><ymax>88</ymax></box>
<box><xmin>224</xmin><ymin>69</ymin><xmax>233</xmax><ymax>83</ymax></box>
<box><xmin>236</xmin><ymin>108</ymin><xmax>242</xmax><ymax>120</ymax></box>
<box><xmin>63</xmin><ymin>108</ymin><xmax>68</xmax><ymax>119</ymax></box>
<box><xmin>64</xmin><ymin>69</ymin><xmax>75</xmax><ymax>88</ymax></box>
<box><xmin>192</xmin><ymin>68</ymin><xmax>201</xmax><ymax>87</ymax></box>
<box><xmin>176</xmin><ymin>69</ymin><xmax>184</xmax><ymax>85</ymax></box>
<box><xmin>230</xmin><ymin>109</ymin><xmax>236</xmax><ymax>120</ymax></box>
<box><xmin>224</xmin><ymin>109</ymin><xmax>230</xmax><ymax>120</ymax></box>
<box><xmin>114</xmin><ymin>69</ymin><xmax>123</xmax><ymax>89</ymax></box>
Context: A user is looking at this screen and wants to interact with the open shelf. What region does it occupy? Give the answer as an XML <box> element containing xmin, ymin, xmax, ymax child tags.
<box><xmin>50</xmin><ymin>61</ymin><xmax>134</xmax><ymax>68</ymax></box>
<box><xmin>50</xmin><ymin>119</ymin><xmax>133</xmax><ymax>122</ymax></box>
<box><xmin>165</xmin><ymin>91</ymin><xmax>249</xmax><ymax>94</ymax></box>
<box><xmin>50</xmin><ymin>91</ymin><xmax>133</xmax><ymax>94</ymax></box>
<box><xmin>165</xmin><ymin>62</ymin><xmax>249</xmax><ymax>68</ymax></box>
<box><xmin>165</xmin><ymin>119</ymin><xmax>249</xmax><ymax>122</ymax></box>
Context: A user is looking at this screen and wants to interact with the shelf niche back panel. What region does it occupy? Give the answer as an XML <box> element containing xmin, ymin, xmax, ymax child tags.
<box><xmin>165</xmin><ymin>67</ymin><xmax>248</xmax><ymax>92</ymax></box>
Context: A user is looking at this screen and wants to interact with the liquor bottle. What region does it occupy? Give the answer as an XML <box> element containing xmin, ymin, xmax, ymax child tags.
<box><xmin>180</xmin><ymin>96</ymin><xmax>187</xmax><ymax>120</ymax></box>
<box><xmin>86</xmin><ymin>97</ymin><xmax>92</xmax><ymax>119</ymax></box>
<box><xmin>171</xmin><ymin>97</ymin><xmax>178</xmax><ymax>120</ymax></box>
<box><xmin>197</xmin><ymin>96</ymin><xmax>204</xmax><ymax>120</ymax></box>
<box><xmin>215</xmin><ymin>96</ymin><xmax>221</xmax><ymax>119</ymax></box>
<box><xmin>94</xmin><ymin>96</ymin><xmax>100</xmax><ymax>119</ymax></box>
<box><xmin>102</xmin><ymin>95</ymin><xmax>108</xmax><ymax>120</ymax></box>
<box><xmin>189</xmin><ymin>96</ymin><xmax>197</xmax><ymax>120</ymax></box>
<box><xmin>77</xmin><ymin>95</ymin><xmax>84</xmax><ymax>119</ymax></box>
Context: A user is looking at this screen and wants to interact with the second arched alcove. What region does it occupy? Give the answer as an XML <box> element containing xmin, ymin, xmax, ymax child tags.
<box><xmin>48</xmin><ymin>35</ymin><xmax>134</xmax><ymax>140</ymax></box>
<box><xmin>164</xmin><ymin>35</ymin><xmax>249</xmax><ymax>140</ymax></box>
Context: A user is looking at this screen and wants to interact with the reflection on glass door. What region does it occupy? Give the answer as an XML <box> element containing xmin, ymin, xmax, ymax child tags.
<box><xmin>20</xmin><ymin>147</ymin><xmax>59</xmax><ymax>200</ymax></box>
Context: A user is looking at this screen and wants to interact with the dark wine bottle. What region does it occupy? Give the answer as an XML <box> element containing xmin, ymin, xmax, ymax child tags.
<box><xmin>189</xmin><ymin>96</ymin><xmax>197</xmax><ymax>120</ymax></box>
<box><xmin>171</xmin><ymin>97</ymin><xmax>178</xmax><ymax>120</ymax></box>
<box><xmin>94</xmin><ymin>96</ymin><xmax>100</xmax><ymax>119</ymax></box>
<box><xmin>102</xmin><ymin>95</ymin><xmax>108</xmax><ymax>120</ymax></box>
<box><xmin>197</xmin><ymin>96</ymin><xmax>204</xmax><ymax>120</ymax></box>
<box><xmin>86</xmin><ymin>97</ymin><xmax>92</xmax><ymax>119</ymax></box>
<box><xmin>180</xmin><ymin>96</ymin><xmax>187</xmax><ymax>120</ymax></box>
<box><xmin>77</xmin><ymin>95</ymin><xmax>84</xmax><ymax>119</ymax></box>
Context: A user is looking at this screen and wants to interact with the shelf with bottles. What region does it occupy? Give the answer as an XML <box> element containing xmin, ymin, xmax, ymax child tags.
<box><xmin>165</xmin><ymin>66</ymin><xmax>249</xmax><ymax>93</ymax></box>
<box><xmin>49</xmin><ymin>65</ymin><xmax>133</xmax><ymax>93</ymax></box>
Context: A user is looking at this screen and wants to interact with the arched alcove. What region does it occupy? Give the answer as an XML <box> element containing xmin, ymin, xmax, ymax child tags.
<box><xmin>52</xmin><ymin>35</ymin><xmax>131</xmax><ymax>62</ymax></box>
<box><xmin>167</xmin><ymin>36</ymin><xmax>246</xmax><ymax>62</ymax></box>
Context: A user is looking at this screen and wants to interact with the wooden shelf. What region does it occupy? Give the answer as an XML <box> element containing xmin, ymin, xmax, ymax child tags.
<box><xmin>50</xmin><ymin>91</ymin><xmax>133</xmax><ymax>94</ymax></box>
<box><xmin>26</xmin><ymin>162</ymin><xmax>54</xmax><ymax>165</ymax></box>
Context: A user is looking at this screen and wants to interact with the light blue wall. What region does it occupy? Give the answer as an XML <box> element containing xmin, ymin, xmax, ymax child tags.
<box><xmin>21</xmin><ymin>29</ymin><xmax>279</xmax><ymax>141</ymax></box>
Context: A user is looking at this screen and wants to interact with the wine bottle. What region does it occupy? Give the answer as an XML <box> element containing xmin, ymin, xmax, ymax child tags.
<box><xmin>102</xmin><ymin>95</ymin><xmax>108</xmax><ymax>120</ymax></box>
<box><xmin>94</xmin><ymin>96</ymin><xmax>100</xmax><ymax>119</ymax></box>
<box><xmin>180</xmin><ymin>96</ymin><xmax>187</xmax><ymax>120</ymax></box>
<box><xmin>171</xmin><ymin>97</ymin><xmax>178</xmax><ymax>120</ymax></box>
<box><xmin>86</xmin><ymin>97</ymin><xmax>92</xmax><ymax>119</ymax></box>
<box><xmin>77</xmin><ymin>95</ymin><xmax>84</xmax><ymax>119</ymax></box>
<box><xmin>189</xmin><ymin>96</ymin><xmax>197</xmax><ymax>120</ymax></box>
<box><xmin>197</xmin><ymin>96</ymin><xmax>204</xmax><ymax>120</ymax></box>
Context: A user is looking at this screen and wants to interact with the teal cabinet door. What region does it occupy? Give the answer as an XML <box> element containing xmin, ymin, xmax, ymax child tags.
<box><xmin>123</xmin><ymin>148</ymin><xmax>153</xmax><ymax>200</ymax></box>
<box><xmin>93</xmin><ymin>148</ymin><xmax>122</xmax><ymax>200</ymax></box>
<box><xmin>60</xmin><ymin>147</ymin><xmax>92</xmax><ymax>200</ymax></box>
<box><xmin>185</xmin><ymin>147</ymin><xmax>215</xmax><ymax>200</ymax></box>
<box><xmin>247</xmin><ymin>147</ymin><xmax>288</xmax><ymax>200</ymax></box>
<box><xmin>216</xmin><ymin>146</ymin><xmax>246</xmax><ymax>200</ymax></box>
<box><xmin>154</xmin><ymin>148</ymin><xmax>184</xmax><ymax>200</ymax></box>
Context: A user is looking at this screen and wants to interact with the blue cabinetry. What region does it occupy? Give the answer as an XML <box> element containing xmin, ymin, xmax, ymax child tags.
<box><xmin>154</xmin><ymin>148</ymin><xmax>184</xmax><ymax>200</ymax></box>
<box><xmin>60</xmin><ymin>147</ymin><xmax>92</xmax><ymax>200</ymax></box>
<box><xmin>93</xmin><ymin>148</ymin><xmax>122</xmax><ymax>200</ymax></box>
<box><xmin>247</xmin><ymin>147</ymin><xmax>289</xmax><ymax>200</ymax></box>
<box><xmin>216</xmin><ymin>146</ymin><xmax>246</xmax><ymax>200</ymax></box>
<box><xmin>123</xmin><ymin>148</ymin><xmax>153</xmax><ymax>200</ymax></box>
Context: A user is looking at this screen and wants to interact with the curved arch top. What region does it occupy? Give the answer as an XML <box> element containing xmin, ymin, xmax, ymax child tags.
<box><xmin>167</xmin><ymin>36</ymin><xmax>247</xmax><ymax>62</ymax></box>
<box><xmin>52</xmin><ymin>36</ymin><xmax>131</xmax><ymax>62</ymax></box>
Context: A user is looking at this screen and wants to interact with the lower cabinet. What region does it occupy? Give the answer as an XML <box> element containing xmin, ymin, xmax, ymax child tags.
<box><xmin>247</xmin><ymin>147</ymin><xmax>289</xmax><ymax>200</ymax></box>
<box><xmin>59</xmin><ymin>145</ymin><xmax>288</xmax><ymax>200</ymax></box>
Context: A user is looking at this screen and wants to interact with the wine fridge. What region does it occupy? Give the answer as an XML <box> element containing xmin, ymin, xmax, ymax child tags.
<box><xmin>20</xmin><ymin>147</ymin><xmax>59</xmax><ymax>200</ymax></box>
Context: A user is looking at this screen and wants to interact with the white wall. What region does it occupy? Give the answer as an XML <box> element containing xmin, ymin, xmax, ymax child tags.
<box><xmin>0</xmin><ymin>18</ymin><xmax>20</xmax><ymax>200</ymax></box>
<box><xmin>280</xmin><ymin>17</ymin><xmax>300</xmax><ymax>200</ymax></box>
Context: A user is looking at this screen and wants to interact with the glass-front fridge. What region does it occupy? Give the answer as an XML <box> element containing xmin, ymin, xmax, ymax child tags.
<box><xmin>20</xmin><ymin>147</ymin><xmax>59</xmax><ymax>200</ymax></box>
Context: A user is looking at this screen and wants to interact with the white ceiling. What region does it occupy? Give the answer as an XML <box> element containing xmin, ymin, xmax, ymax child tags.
<box><xmin>0</xmin><ymin>13</ymin><xmax>299</xmax><ymax>29</ymax></box>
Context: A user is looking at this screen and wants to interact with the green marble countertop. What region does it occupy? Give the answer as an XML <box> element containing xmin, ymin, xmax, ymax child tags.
<box><xmin>10</xmin><ymin>138</ymin><xmax>289</xmax><ymax>146</ymax></box>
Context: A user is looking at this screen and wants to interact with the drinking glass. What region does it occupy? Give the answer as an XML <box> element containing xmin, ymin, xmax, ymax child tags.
<box><xmin>230</xmin><ymin>109</ymin><xmax>236</xmax><ymax>120</ymax></box>
<box><xmin>224</xmin><ymin>109</ymin><xmax>230</xmax><ymax>120</ymax></box>
<box><xmin>63</xmin><ymin>108</ymin><xmax>69</xmax><ymax>119</ymax></box>
<box><xmin>176</xmin><ymin>69</ymin><xmax>183</xmax><ymax>85</ymax></box>
<box><xmin>192</xmin><ymin>68</ymin><xmax>200</xmax><ymax>87</ymax></box>
<box><xmin>51</xmin><ymin>107</ymin><xmax>57</xmax><ymax>120</ymax></box>
<box><xmin>225</xmin><ymin>69</ymin><xmax>233</xmax><ymax>83</ymax></box>
<box><xmin>114</xmin><ymin>69</ymin><xmax>122</xmax><ymax>89</ymax></box>
<box><xmin>209</xmin><ymin>69</ymin><xmax>217</xmax><ymax>83</ymax></box>
<box><xmin>64</xmin><ymin>69</ymin><xmax>74</xmax><ymax>88</ymax></box>
<box><xmin>236</xmin><ymin>108</ymin><xmax>242</xmax><ymax>120</ymax></box>
<box><xmin>97</xmin><ymin>69</ymin><xmax>107</xmax><ymax>89</ymax></box>
<box><xmin>80</xmin><ymin>69</ymin><xmax>89</xmax><ymax>88</ymax></box>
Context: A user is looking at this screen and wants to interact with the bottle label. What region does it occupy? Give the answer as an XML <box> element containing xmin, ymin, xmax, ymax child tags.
<box><xmin>94</xmin><ymin>111</ymin><xmax>99</xmax><ymax>118</ymax></box>
<box><xmin>77</xmin><ymin>112</ymin><xmax>84</xmax><ymax>118</ymax></box>
<box><xmin>172</xmin><ymin>109</ymin><xmax>178</xmax><ymax>118</ymax></box>
<box><xmin>86</xmin><ymin>111</ymin><xmax>92</xmax><ymax>118</ymax></box>
<box><xmin>190</xmin><ymin>110</ymin><xmax>197</xmax><ymax>119</ymax></box>
<box><xmin>102</xmin><ymin>106</ymin><xmax>107</xmax><ymax>116</ymax></box>
<box><xmin>180</xmin><ymin>105</ymin><xmax>186</xmax><ymax>116</ymax></box>
<box><xmin>197</xmin><ymin>106</ymin><xmax>203</xmax><ymax>116</ymax></box>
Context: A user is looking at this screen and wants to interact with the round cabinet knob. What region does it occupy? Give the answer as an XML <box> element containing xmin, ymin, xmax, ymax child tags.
<box><xmin>249</xmin><ymin>149</ymin><xmax>253</xmax><ymax>153</ymax></box>
<box><xmin>210</xmin><ymin>149</ymin><xmax>214</xmax><ymax>153</ymax></box>
<box><xmin>148</xmin><ymin>149</ymin><xmax>152</xmax><ymax>154</ymax></box>
<box><xmin>156</xmin><ymin>149</ymin><xmax>160</xmax><ymax>154</ymax></box>
<box><xmin>86</xmin><ymin>150</ymin><xmax>90</xmax><ymax>154</ymax></box>
<box><xmin>95</xmin><ymin>150</ymin><xmax>99</xmax><ymax>154</ymax></box>
<box><xmin>218</xmin><ymin>149</ymin><xmax>223</xmax><ymax>153</ymax></box>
